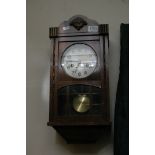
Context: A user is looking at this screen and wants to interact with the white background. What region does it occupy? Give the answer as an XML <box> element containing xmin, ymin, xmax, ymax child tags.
<box><xmin>1</xmin><ymin>0</ymin><xmax>155</xmax><ymax>155</ymax></box>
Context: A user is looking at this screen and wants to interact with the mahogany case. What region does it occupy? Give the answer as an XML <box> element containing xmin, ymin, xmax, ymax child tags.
<box><xmin>47</xmin><ymin>15</ymin><xmax>111</xmax><ymax>143</ymax></box>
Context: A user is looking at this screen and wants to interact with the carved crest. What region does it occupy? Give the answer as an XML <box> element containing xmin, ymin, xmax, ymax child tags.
<box><xmin>70</xmin><ymin>17</ymin><xmax>87</xmax><ymax>31</ymax></box>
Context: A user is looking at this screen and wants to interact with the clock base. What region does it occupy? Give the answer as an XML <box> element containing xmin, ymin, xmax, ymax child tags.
<box><xmin>51</xmin><ymin>125</ymin><xmax>111</xmax><ymax>144</ymax></box>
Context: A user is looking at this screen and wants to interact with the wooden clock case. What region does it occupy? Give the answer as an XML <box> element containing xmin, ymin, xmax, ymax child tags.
<box><xmin>47</xmin><ymin>15</ymin><xmax>111</xmax><ymax>144</ymax></box>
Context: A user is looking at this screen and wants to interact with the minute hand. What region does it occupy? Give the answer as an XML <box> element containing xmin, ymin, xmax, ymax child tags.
<box><xmin>75</xmin><ymin>62</ymin><xmax>81</xmax><ymax>72</ymax></box>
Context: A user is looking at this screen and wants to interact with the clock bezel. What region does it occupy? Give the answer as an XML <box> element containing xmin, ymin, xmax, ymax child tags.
<box><xmin>60</xmin><ymin>43</ymin><xmax>98</xmax><ymax>79</ymax></box>
<box><xmin>57</xmin><ymin>39</ymin><xmax>102</xmax><ymax>82</ymax></box>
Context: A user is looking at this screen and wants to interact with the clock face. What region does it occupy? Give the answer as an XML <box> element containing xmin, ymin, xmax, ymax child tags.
<box><xmin>61</xmin><ymin>44</ymin><xmax>97</xmax><ymax>79</ymax></box>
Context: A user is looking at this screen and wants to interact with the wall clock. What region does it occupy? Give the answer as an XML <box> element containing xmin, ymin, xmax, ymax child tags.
<box><xmin>47</xmin><ymin>15</ymin><xmax>111</xmax><ymax>144</ymax></box>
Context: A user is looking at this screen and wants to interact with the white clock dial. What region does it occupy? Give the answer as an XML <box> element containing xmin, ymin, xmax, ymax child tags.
<box><xmin>61</xmin><ymin>44</ymin><xmax>97</xmax><ymax>79</ymax></box>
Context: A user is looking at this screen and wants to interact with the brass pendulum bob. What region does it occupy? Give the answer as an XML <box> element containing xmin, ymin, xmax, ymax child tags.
<box><xmin>73</xmin><ymin>95</ymin><xmax>91</xmax><ymax>113</ymax></box>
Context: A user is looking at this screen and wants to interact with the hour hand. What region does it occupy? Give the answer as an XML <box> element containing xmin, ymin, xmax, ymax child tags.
<box><xmin>76</xmin><ymin>61</ymin><xmax>81</xmax><ymax>68</ymax></box>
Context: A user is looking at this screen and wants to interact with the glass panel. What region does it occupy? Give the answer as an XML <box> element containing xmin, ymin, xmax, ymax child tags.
<box><xmin>57</xmin><ymin>84</ymin><xmax>104</xmax><ymax>116</ymax></box>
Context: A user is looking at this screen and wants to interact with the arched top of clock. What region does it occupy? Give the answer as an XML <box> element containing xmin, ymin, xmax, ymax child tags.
<box><xmin>49</xmin><ymin>15</ymin><xmax>109</xmax><ymax>38</ymax></box>
<box><xmin>68</xmin><ymin>15</ymin><xmax>98</xmax><ymax>30</ymax></box>
<box><xmin>59</xmin><ymin>15</ymin><xmax>98</xmax><ymax>33</ymax></box>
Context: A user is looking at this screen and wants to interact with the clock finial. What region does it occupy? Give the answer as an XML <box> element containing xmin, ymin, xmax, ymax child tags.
<box><xmin>70</xmin><ymin>17</ymin><xmax>87</xmax><ymax>31</ymax></box>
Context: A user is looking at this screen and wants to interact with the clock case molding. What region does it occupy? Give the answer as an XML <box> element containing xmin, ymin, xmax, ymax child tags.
<box><xmin>48</xmin><ymin>15</ymin><xmax>111</xmax><ymax>144</ymax></box>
